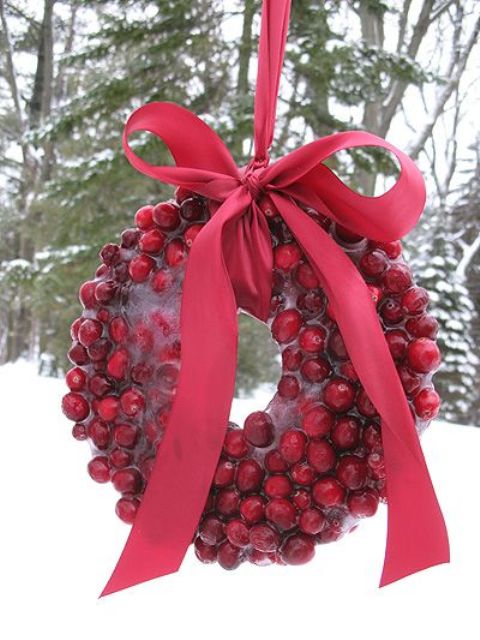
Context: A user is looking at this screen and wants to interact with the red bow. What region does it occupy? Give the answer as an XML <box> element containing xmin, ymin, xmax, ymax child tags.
<box><xmin>100</xmin><ymin>0</ymin><xmax>449</xmax><ymax>597</ymax></box>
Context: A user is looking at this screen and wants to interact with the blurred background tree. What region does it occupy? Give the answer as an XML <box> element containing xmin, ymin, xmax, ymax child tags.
<box><xmin>0</xmin><ymin>0</ymin><xmax>479</xmax><ymax>423</ymax></box>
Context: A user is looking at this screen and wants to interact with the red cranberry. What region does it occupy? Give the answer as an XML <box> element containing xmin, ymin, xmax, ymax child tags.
<box><xmin>139</xmin><ymin>229</ymin><xmax>165</xmax><ymax>254</ymax></box>
<box><xmin>135</xmin><ymin>205</ymin><xmax>154</xmax><ymax>229</ymax></box>
<box><xmin>291</xmin><ymin>462</ymin><xmax>316</xmax><ymax>485</ymax></box>
<box><xmin>121</xmin><ymin>228</ymin><xmax>140</xmax><ymax>248</ymax></box>
<box><xmin>223</xmin><ymin>429</ymin><xmax>250</xmax><ymax>459</ymax></box>
<box><xmin>95</xmin><ymin>281</ymin><xmax>117</xmax><ymax>304</ymax></box>
<box><xmin>385</xmin><ymin>329</ymin><xmax>409</xmax><ymax>361</ymax></box>
<box><xmin>87</xmin><ymin>456</ymin><xmax>110</xmax><ymax>483</ymax></box>
<box><xmin>292</xmin><ymin>489</ymin><xmax>312</xmax><ymax>510</ymax></box>
<box><xmin>374</xmin><ymin>240</ymin><xmax>402</xmax><ymax>259</ymax></box>
<box><xmin>240</xmin><ymin>495</ymin><xmax>265</xmax><ymax>523</ymax></box>
<box><xmin>265</xmin><ymin>498</ymin><xmax>297</xmax><ymax>530</ymax></box>
<box><xmin>299</xmin><ymin>508</ymin><xmax>326</xmax><ymax>535</ymax></box>
<box><xmin>401</xmin><ymin>286</ymin><xmax>429</xmax><ymax>315</ymax></box>
<box><xmin>113</xmin><ymin>423</ymin><xmax>138</xmax><ymax>448</ymax></box>
<box><xmin>299</xmin><ymin>325</ymin><xmax>326</xmax><ymax>353</ymax></box>
<box><xmin>274</xmin><ymin>243</ymin><xmax>302</xmax><ymax>270</ymax></box>
<box><xmin>165</xmin><ymin>239</ymin><xmax>187</xmax><ymax>266</ymax></box>
<box><xmin>235</xmin><ymin>459</ymin><xmax>264</xmax><ymax>493</ymax></box>
<box><xmin>153</xmin><ymin>202</ymin><xmax>180</xmax><ymax>230</ymax></box>
<box><xmin>180</xmin><ymin>197</ymin><xmax>205</xmax><ymax>220</ymax></box>
<box><xmin>264</xmin><ymin>475</ymin><xmax>293</xmax><ymax>498</ymax></box>
<box><xmin>328</xmin><ymin>330</ymin><xmax>348</xmax><ymax>360</ymax></box>
<box><xmin>295</xmin><ymin>262</ymin><xmax>319</xmax><ymax>289</ymax></box>
<box><xmin>225</xmin><ymin>519</ymin><xmax>250</xmax><ymax>547</ymax></box>
<box><xmin>108</xmin><ymin>316</ymin><xmax>129</xmax><ymax>342</ymax></box>
<box><xmin>72</xmin><ymin>423</ymin><xmax>87</xmax><ymax>440</ymax></box>
<box><xmin>79</xmin><ymin>281</ymin><xmax>97</xmax><ymax>309</ymax></box>
<box><xmin>359</xmin><ymin>250</ymin><xmax>388</xmax><ymax>278</ymax></box>
<box><xmin>312</xmin><ymin>477</ymin><xmax>346</xmax><ymax>507</ymax></box>
<box><xmin>97</xmin><ymin>396</ymin><xmax>119</xmax><ymax>421</ymax></box>
<box><xmin>340</xmin><ymin>360</ymin><xmax>358</xmax><ymax>381</ymax></box>
<box><xmin>70</xmin><ymin>317</ymin><xmax>82</xmax><ymax>340</ymax></box>
<box><xmin>347</xmin><ymin>489</ymin><xmax>379</xmax><ymax>518</ymax></box>
<box><xmin>307</xmin><ymin>440</ymin><xmax>336</xmax><ymax>473</ymax></box>
<box><xmin>184</xmin><ymin>223</ymin><xmax>204</xmax><ymax>248</ymax></box>
<box><xmin>217</xmin><ymin>541</ymin><xmax>243</xmax><ymax>570</ymax></box>
<box><xmin>110</xmin><ymin>448</ymin><xmax>132</xmax><ymax>469</ymax></box>
<box><xmin>199</xmin><ymin>514</ymin><xmax>225</xmax><ymax>545</ymax></box>
<box><xmin>151</xmin><ymin>268</ymin><xmax>173</xmax><ymax>293</ymax></box>
<box><xmin>96</xmin><ymin>264</ymin><xmax>109</xmax><ymax>278</ymax></box>
<box><xmin>279</xmin><ymin>429</ymin><xmax>307</xmax><ymax>464</ymax></box>
<box><xmin>331</xmin><ymin>416</ymin><xmax>361</xmax><ymax>449</ymax></box>
<box><xmin>282</xmin><ymin>346</ymin><xmax>303</xmax><ymax>371</ymax></box>
<box><xmin>336</xmin><ymin>455</ymin><xmax>368</xmax><ymax>490</ymax></box>
<box><xmin>397</xmin><ymin>365</ymin><xmax>422</xmax><ymax>396</ymax></box>
<box><xmin>271</xmin><ymin>309</ymin><xmax>302</xmax><ymax>343</ymax></box>
<box><xmin>87</xmin><ymin>418</ymin><xmax>111</xmax><ymax>448</ymax></box>
<box><xmin>406</xmin><ymin>314</ymin><xmax>438</xmax><ymax>339</ymax></box>
<box><xmin>89</xmin><ymin>374</ymin><xmax>112</xmax><ymax>397</ymax></box>
<box><xmin>120</xmin><ymin>387</ymin><xmax>145</xmax><ymax>416</ymax></box>
<box><xmin>356</xmin><ymin>388</ymin><xmax>378</xmax><ymax>418</ymax></box>
<box><xmin>249</xmin><ymin>523</ymin><xmax>280</xmax><ymax>552</ymax></box>
<box><xmin>414</xmin><ymin>387</ymin><xmax>441</xmax><ymax>420</ymax></box>
<box><xmin>66</xmin><ymin>367</ymin><xmax>87</xmax><ymax>391</ymax></box>
<box><xmin>407</xmin><ymin>338</ymin><xmax>441</xmax><ymax>373</ymax></box>
<box><xmin>277</xmin><ymin>375</ymin><xmax>300</xmax><ymax>399</ymax></box>
<box><xmin>216</xmin><ymin>488</ymin><xmax>240</xmax><ymax>516</ymax></box>
<box><xmin>367</xmin><ymin>452</ymin><xmax>386</xmax><ymax>479</ymax></box>
<box><xmin>301</xmin><ymin>404</ymin><xmax>333</xmax><ymax>439</ymax></box>
<box><xmin>132</xmin><ymin>323</ymin><xmax>153</xmax><ymax>352</ymax></box>
<box><xmin>111</xmin><ymin>468</ymin><xmax>142</xmax><ymax>494</ymax></box>
<box><xmin>244</xmin><ymin>411</ymin><xmax>274</xmax><ymax>447</ymax></box>
<box><xmin>107</xmin><ymin>348</ymin><xmax>130</xmax><ymax>380</ymax></box>
<box><xmin>131</xmin><ymin>362</ymin><xmax>153</xmax><ymax>384</ymax></box>
<box><xmin>300</xmin><ymin>357</ymin><xmax>331</xmax><ymax>383</ymax></box>
<box><xmin>100</xmin><ymin>243</ymin><xmax>121</xmax><ymax>265</ymax></box>
<box><xmin>280</xmin><ymin>534</ymin><xmax>315</xmax><ymax>565</ymax></box>
<box><xmin>128</xmin><ymin>255</ymin><xmax>155</xmax><ymax>282</ymax></box>
<box><xmin>62</xmin><ymin>392</ymin><xmax>89</xmax><ymax>421</ymax></box>
<box><xmin>214</xmin><ymin>459</ymin><xmax>236</xmax><ymax>487</ymax></box>
<box><xmin>194</xmin><ymin>538</ymin><xmax>217</xmax><ymax>563</ymax></box>
<box><xmin>383</xmin><ymin>264</ymin><xmax>412</xmax><ymax>293</ymax></box>
<box><xmin>381</xmin><ymin>298</ymin><xmax>405</xmax><ymax>324</ymax></box>
<box><xmin>362</xmin><ymin>422</ymin><xmax>382</xmax><ymax>451</ymax></box>
<box><xmin>297</xmin><ymin>291</ymin><xmax>324</xmax><ymax>315</ymax></box>
<box><xmin>78</xmin><ymin>319</ymin><xmax>103</xmax><ymax>347</ymax></box>
<box><xmin>68</xmin><ymin>343</ymin><xmax>89</xmax><ymax>365</ymax></box>
<box><xmin>265</xmin><ymin>449</ymin><xmax>289</xmax><ymax>473</ymax></box>
<box><xmin>323</xmin><ymin>378</ymin><xmax>355</xmax><ymax>412</ymax></box>
<box><xmin>115</xmin><ymin>497</ymin><xmax>140</xmax><ymax>524</ymax></box>
<box><xmin>87</xmin><ymin>337</ymin><xmax>112</xmax><ymax>361</ymax></box>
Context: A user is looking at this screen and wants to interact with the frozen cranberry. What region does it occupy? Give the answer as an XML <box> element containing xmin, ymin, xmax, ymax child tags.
<box><xmin>297</xmin><ymin>291</ymin><xmax>324</xmax><ymax>315</ymax></box>
<box><xmin>70</xmin><ymin>317</ymin><xmax>82</xmax><ymax>340</ymax></box>
<box><xmin>216</xmin><ymin>488</ymin><xmax>240</xmax><ymax>516</ymax></box>
<box><xmin>183</xmin><ymin>223</ymin><xmax>203</xmax><ymax>248</ymax></box>
<box><xmin>131</xmin><ymin>362</ymin><xmax>153</xmax><ymax>384</ymax></box>
<box><xmin>383</xmin><ymin>264</ymin><xmax>412</xmax><ymax>293</ymax></box>
<box><xmin>274</xmin><ymin>243</ymin><xmax>302</xmax><ymax>270</ymax></box>
<box><xmin>100</xmin><ymin>243</ymin><xmax>121</xmax><ymax>266</ymax></box>
<box><xmin>312</xmin><ymin>477</ymin><xmax>346</xmax><ymax>507</ymax></box>
<box><xmin>265</xmin><ymin>449</ymin><xmax>289</xmax><ymax>473</ymax></box>
<box><xmin>139</xmin><ymin>229</ymin><xmax>165</xmax><ymax>254</ymax></box>
<box><xmin>414</xmin><ymin>387</ymin><xmax>441</xmax><ymax>420</ymax></box>
<box><xmin>340</xmin><ymin>360</ymin><xmax>358</xmax><ymax>381</ymax></box>
<box><xmin>66</xmin><ymin>367</ymin><xmax>87</xmax><ymax>391</ymax></box>
<box><xmin>111</xmin><ymin>468</ymin><xmax>142</xmax><ymax>494</ymax></box>
<box><xmin>381</xmin><ymin>298</ymin><xmax>405</xmax><ymax>324</ymax></box>
<box><xmin>135</xmin><ymin>205</ymin><xmax>154</xmax><ymax>229</ymax></box>
<box><xmin>113</xmin><ymin>423</ymin><xmax>138</xmax><ymax>448</ymax></box>
<box><xmin>96</xmin><ymin>307</ymin><xmax>110</xmax><ymax>323</ymax></box>
<box><xmin>87</xmin><ymin>418</ymin><xmax>110</xmax><ymax>448</ymax></box>
<box><xmin>110</xmin><ymin>448</ymin><xmax>132</xmax><ymax>469</ymax></box>
<box><xmin>397</xmin><ymin>365</ymin><xmax>422</xmax><ymax>396</ymax></box>
<box><xmin>79</xmin><ymin>281</ymin><xmax>97</xmax><ymax>309</ymax></box>
<box><xmin>240</xmin><ymin>495</ymin><xmax>265</xmax><ymax>523</ymax></box>
<box><xmin>153</xmin><ymin>202</ymin><xmax>180</xmax><ymax>230</ymax></box>
<box><xmin>302</xmin><ymin>404</ymin><xmax>333</xmax><ymax>439</ymax></box>
<box><xmin>323</xmin><ymin>378</ymin><xmax>355</xmax><ymax>412</ymax></box>
<box><xmin>199</xmin><ymin>514</ymin><xmax>225</xmax><ymax>545</ymax></box>
<box><xmin>271</xmin><ymin>309</ymin><xmax>303</xmax><ymax>343</ymax></box>
<box><xmin>121</xmin><ymin>228</ymin><xmax>140</xmax><ymax>248</ymax></box>
<box><xmin>367</xmin><ymin>452</ymin><xmax>385</xmax><ymax>479</ymax></box>
<box><xmin>331</xmin><ymin>416</ymin><xmax>361</xmax><ymax>449</ymax></box>
<box><xmin>299</xmin><ymin>325</ymin><xmax>326</xmax><ymax>352</ymax></box>
<box><xmin>292</xmin><ymin>489</ymin><xmax>312</xmax><ymax>510</ymax></box>
<box><xmin>97</xmin><ymin>396</ymin><xmax>119</xmax><ymax>421</ymax></box>
<box><xmin>291</xmin><ymin>462</ymin><xmax>316</xmax><ymax>485</ymax></box>
<box><xmin>95</xmin><ymin>281</ymin><xmax>117</xmax><ymax>304</ymax></box>
<box><xmin>356</xmin><ymin>388</ymin><xmax>378</xmax><ymax>418</ymax></box>
<box><xmin>374</xmin><ymin>240</ymin><xmax>402</xmax><ymax>259</ymax></box>
<box><xmin>347</xmin><ymin>489</ymin><xmax>379</xmax><ymax>518</ymax></box>
<box><xmin>224</xmin><ymin>429</ymin><xmax>250</xmax><ymax>459</ymax></box>
<box><xmin>68</xmin><ymin>343</ymin><xmax>89</xmax><ymax>365</ymax></box>
<box><xmin>336</xmin><ymin>455</ymin><xmax>368</xmax><ymax>490</ymax></box>
<box><xmin>72</xmin><ymin>423</ymin><xmax>87</xmax><ymax>440</ymax></box>
<box><xmin>62</xmin><ymin>392</ymin><xmax>89</xmax><ymax>421</ymax></box>
<box><xmin>295</xmin><ymin>262</ymin><xmax>319</xmax><ymax>289</ymax></box>
<box><xmin>277</xmin><ymin>375</ymin><xmax>300</xmax><ymax>399</ymax></box>
<box><xmin>225</xmin><ymin>519</ymin><xmax>250</xmax><ymax>547</ymax></box>
<box><xmin>299</xmin><ymin>508</ymin><xmax>326</xmax><ymax>535</ymax></box>
<box><xmin>244</xmin><ymin>411</ymin><xmax>274</xmax><ymax>447</ymax></box>
<box><xmin>115</xmin><ymin>497</ymin><xmax>140</xmax><ymax>524</ymax></box>
<box><xmin>307</xmin><ymin>440</ymin><xmax>336</xmax><ymax>473</ymax></box>
<box><xmin>282</xmin><ymin>346</ymin><xmax>303</xmax><ymax>371</ymax></box>
<box><xmin>385</xmin><ymin>329</ymin><xmax>409</xmax><ymax>361</ymax></box>
<box><xmin>266</xmin><ymin>498</ymin><xmax>297</xmax><ymax>530</ymax></box>
<box><xmin>235</xmin><ymin>459</ymin><xmax>264</xmax><ymax>493</ymax></box>
<box><xmin>89</xmin><ymin>374</ymin><xmax>112</xmax><ymax>397</ymax></box>
<box><xmin>407</xmin><ymin>338</ymin><xmax>441</xmax><ymax>373</ymax></box>
<box><xmin>359</xmin><ymin>250</ymin><xmax>388</xmax><ymax>278</ymax></box>
<box><xmin>280</xmin><ymin>534</ymin><xmax>315</xmax><ymax>565</ymax></box>
<box><xmin>362</xmin><ymin>422</ymin><xmax>382</xmax><ymax>451</ymax></box>
<box><xmin>279</xmin><ymin>429</ymin><xmax>307</xmax><ymax>464</ymax></box>
<box><xmin>401</xmin><ymin>286</ymin><xmax>429</xmax><ymax>315</ymax></box>
<box><xmin>120</xmin><ymin>387</ymin><xmax>145</xmax><ymax>416</ymax></box>
<box><xmin>128</xmin><ymin>255</ymin><xmax>155</xmax><ymax>282</ymax></box>
<box><xmin>213</xmin><ymin>460</ymin><xmax>235</xmax><ymax>487</ymax></box>
<box><xmin>107</xmin><ymin>348</ymin><xmax>130</xmax><ymax>380</ymax></box>
<box><xmin>194</xmin><ymin>538</ymin><xmax>217</xmax><ymax>563</ymax></box>
<box><xmin>181</xmin><ymin>197</ymin><xmax>205</xmax><ymax>221</ymax></box>
<box><xmin>87</xmin><ymin>338</ymin><xmax>112</xmax><ymax>362</ymax></box>
<box><xmin>132</xmin><ymin>324</ymin><xmax>153</xmax><ymax>352</ymax></box>
<box><xmin>165</xmin><ymin>239</ymin><xmax>187</xmax><ymax>266</ymax></box>
<box><xmin>78</xmin><ymin>319</ymin><xmax>103</xmax><ymax>347</ymax></box>
<box><xmin>87</xmin><ymin>456</ymin><xmax>110</xmax><ymax>483</ymax></box>
<box><xmin>264</xmin><ymin>475</ymin><xmax>293</xmax><ymax>498</ymax></box>
<box><xmin>108</xmin><ymin>316</ymin><xmax>129</xmax><ymax>342</ymax></box>
<box><xmin>300</xmin><ymin>357</ymin><xmax>331</xmax><ymax>383</ymax></box>
<box><xmin>249</xmin><ymin>523</ymin><xmax>281</xmax><ymax>552</ymax></box>
<box><xmin>328</xmin><ymin>330</ymin><xmax>348</xmax><ymax>360</ymax></box>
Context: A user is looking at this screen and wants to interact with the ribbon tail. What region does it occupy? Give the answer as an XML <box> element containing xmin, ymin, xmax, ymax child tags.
<box><xmin>272</xmin><ymin>193</ymin><xmax>450</xmax><ymax>587</ymax></box>
<box><xmin>100</xmin><ymin>192</ymin><xmax>250</xmax><ymax>598</ymax></box>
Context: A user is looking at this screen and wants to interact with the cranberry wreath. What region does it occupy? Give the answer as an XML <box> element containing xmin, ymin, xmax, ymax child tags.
<box><xmin>62</xmin><ymin>188</ymin><xmax>441</xmax><ymax>569</ymax></box>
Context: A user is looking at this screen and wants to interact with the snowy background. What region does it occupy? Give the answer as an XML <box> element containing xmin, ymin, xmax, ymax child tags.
<box><xmin>1</xmin><ymin>360</ymin><xmax>479</xmax><ymax>640</ymax></box>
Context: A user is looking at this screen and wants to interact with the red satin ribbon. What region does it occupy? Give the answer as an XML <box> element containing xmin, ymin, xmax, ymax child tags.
<box><xmin>100</xmin><ymin>0</ymin><xmax>449</xmax><ymax>597</ymax></box>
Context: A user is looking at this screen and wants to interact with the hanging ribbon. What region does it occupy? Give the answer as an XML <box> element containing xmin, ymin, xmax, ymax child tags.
<box><xmin>100</xmin><ymin>0</ymin><xmax>449</xmax><ymax>597</ymax></box>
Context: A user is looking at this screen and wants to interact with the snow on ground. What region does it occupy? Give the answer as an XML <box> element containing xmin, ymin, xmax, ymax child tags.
<box><xmin>1</xmin><ymin>360</ymin><xmax>479</xmax><ymax>640</ymax></box>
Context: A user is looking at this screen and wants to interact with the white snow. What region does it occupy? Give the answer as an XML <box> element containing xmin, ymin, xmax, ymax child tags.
<box><xmin>1</xmin><ymin>360</ymin><xmax>479</xmax><ymax>640</ymax></box>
